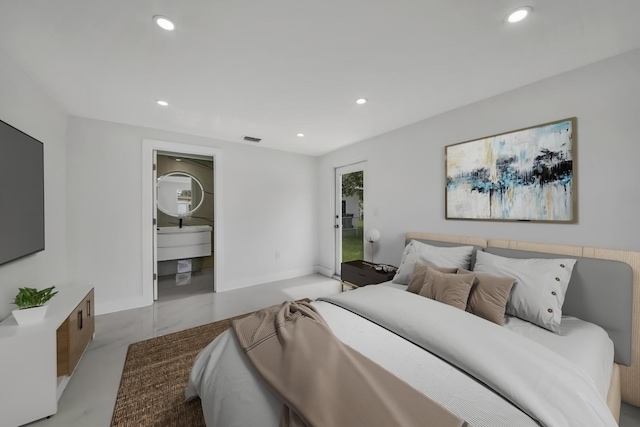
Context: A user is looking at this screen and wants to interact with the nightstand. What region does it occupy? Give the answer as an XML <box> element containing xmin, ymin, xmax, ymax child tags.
<box><xmin>341</xmin><ymin>260</ymin><xmax>396</xmax><ymax>291</ymax></box>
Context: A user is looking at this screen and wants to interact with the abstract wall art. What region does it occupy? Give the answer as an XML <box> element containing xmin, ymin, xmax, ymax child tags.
<box><xmin>445</xmin><ymin>118</ymin><xmax>576</xmax><ymax>222</ymax></box>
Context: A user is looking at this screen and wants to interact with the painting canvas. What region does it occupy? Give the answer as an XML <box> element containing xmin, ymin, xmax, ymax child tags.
<box><xmin>445</xmin><ymin>118</ymin><xmax>576</xmax><ymax>222</ymax></box>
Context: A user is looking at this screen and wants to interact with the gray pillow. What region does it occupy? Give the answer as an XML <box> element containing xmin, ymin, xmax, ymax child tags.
<box><xmin>473</xmin><ymin>251</ymin><xmax>576</xmax><ymax>332</ymax></box>
<box><xmin>392</xmin><ymin>240</ymin><xmax>474</xmax><ymax>285</ymax></box>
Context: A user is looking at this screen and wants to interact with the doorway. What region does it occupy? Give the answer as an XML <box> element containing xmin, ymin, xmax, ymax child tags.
<box><xmin>335</xmin><ymin>162</ymin><xmax>366</xmax><ymax>276</ymax></box>
<box><xmin>155</xmin><ymin>153</ymin><xmax>214</xmax><ymax>300</ymax></box>
<box><xmin>141</xmin><ymin>139</ymin><xmax>223</xmax><ymax>306</ymax></box>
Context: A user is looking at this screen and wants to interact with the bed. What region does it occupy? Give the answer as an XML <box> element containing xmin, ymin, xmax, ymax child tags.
<box><xmin>186</xmin><ymin>233</ymin><xmax>638</xmax><ymax>426</ymax></box>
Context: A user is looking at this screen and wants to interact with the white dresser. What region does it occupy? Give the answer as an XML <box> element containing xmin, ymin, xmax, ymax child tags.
<box><xmin>0</xmin><ymin>286</ymin><xmax>94</xmax><ymax>427</ymax></box>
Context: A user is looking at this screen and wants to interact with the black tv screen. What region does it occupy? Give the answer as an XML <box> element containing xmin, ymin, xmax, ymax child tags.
<box><xmin>0</xmin><ymin>119</ymin><xmax>45</xmax><ymax>266</ymax></box>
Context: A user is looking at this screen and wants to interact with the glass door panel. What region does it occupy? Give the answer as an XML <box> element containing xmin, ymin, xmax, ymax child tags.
<box><xmin>335</xmin><ymin>163</ymin><xmax>365</xmax><ymax>275</ymax></box>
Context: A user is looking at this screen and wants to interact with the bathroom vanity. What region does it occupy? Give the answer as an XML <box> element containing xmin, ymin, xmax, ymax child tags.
<box><xmin>157</xmin><ymin>225</ymin><xmax>213</xmax><ymax>261</ymax></box>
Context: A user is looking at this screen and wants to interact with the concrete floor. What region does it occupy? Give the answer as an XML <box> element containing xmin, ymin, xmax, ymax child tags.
<box><xmin>25</xmin><ymin>272</ymin><xmax>640</xmax><ymax>426</ymax></box>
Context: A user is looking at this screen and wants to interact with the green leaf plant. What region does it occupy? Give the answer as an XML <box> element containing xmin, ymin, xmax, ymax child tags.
<box><xmin>12</xmin><ymin>286</ymin><xmax>58</xmax><ymax>310</ymax></box>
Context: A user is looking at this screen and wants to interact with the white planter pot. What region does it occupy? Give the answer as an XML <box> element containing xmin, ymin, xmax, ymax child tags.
<box><xmin>12</xmin><ymin>305</ymin><xmax>48</xmax><ymax>326</ymax></box>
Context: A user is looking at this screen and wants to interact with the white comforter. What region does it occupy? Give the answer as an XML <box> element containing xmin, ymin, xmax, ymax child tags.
<box><xmin>186</xmin><ymin>286</ymin><xmax>617</xmax><ymax>427</ymax></box>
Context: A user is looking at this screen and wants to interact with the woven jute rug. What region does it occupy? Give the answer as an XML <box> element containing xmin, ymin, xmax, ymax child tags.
<box><xmin>111</xmin><ymin>300</ymin><xmax>310</xmax><ymax>427</ymax></box>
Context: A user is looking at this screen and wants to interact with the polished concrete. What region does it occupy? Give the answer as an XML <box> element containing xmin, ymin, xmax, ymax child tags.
<box><xmin>27</xmin><ymin>273</ymin><xmax>640</xmax><ymax>427</ymax></box>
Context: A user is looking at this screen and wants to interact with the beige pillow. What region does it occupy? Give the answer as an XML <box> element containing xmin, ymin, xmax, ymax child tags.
<box><xmin>407</xmin><ymin>262</ymin><xmax>458</xmax><ymax>294</ymax></box>
<box><xmin>419</xmin><ymin>266</ymin><xmax>475</xmax><ymax>310</ymax></box>
<box><xmin>459</xmin><ymin>268</ymin><xmax>516</xmax><ymax>326</ymax></box>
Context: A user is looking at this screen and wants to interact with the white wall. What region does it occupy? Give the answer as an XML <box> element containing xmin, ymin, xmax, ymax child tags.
<box><xmin>318</xmin><ymin>48</ymin><xmax>640</xmax><ymax>273</ymax></box>
<box><xmin>66</xmin><ymin>117</ymin><xmax>318</xmax><ymax>314</ymax></box>
<box><xmin>0</xmin><ymin>48</ymin><xmax>68</xmax><ymax>320</ymax></box>
<box><xmin>3</xmin><ymin>42</ymin><xmax>638</xmax><ymax>318</ymax></box>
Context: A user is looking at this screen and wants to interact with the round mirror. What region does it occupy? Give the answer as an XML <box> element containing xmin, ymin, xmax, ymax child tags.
<box><xmin>156</xmin><ymin>172</ymin><xmax>205</xmax><ymax>217</ymax></box>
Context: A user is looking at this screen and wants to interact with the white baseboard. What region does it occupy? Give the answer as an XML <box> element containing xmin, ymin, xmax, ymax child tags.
<box><xmin>95</xmin><ymin>295</ymin><xmax>151</xmax><ymax>316</ymax></box>
<box><xmin>95</xmin><ymin>266</ymin><xmax>326</xmax><ymax>314</ymax></box>
<box><xmin>315</xmin><ymin>265</ymin><xmax>334</xmax><ymax>277</ymax></box>
<box><xmin>217</xmin><ymin>266</ymin><xmax>318</xmax><ymax>292</ymax></box>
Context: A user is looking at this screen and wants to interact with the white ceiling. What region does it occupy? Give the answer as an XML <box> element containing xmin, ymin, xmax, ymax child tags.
<box><xmin>1</xmin><ymin>0</ymin><xmax>639</xmax><ymax>156</ymax></box>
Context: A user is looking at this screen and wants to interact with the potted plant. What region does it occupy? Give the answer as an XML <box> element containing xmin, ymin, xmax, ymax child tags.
<box><xmin>12</xmin><ymin>286</ymin><xmax>58</xmax><ymax>326</ymax></box>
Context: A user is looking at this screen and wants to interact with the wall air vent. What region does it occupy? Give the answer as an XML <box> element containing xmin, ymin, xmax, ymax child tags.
<box><xmin>243</xmin><ymin>136</ymin><xmax>262</xmax><ymax>143</ymax></box>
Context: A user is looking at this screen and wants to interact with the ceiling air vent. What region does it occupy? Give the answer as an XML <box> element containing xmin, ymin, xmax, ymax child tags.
<box><xmin>243</xmin><ymin>135</ymin><xmax>262</xmax><ymax>143</ymax></box>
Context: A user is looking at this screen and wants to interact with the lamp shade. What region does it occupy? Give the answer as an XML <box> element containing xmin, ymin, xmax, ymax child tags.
<box><xmin>366</xmin><ymin>229</ymin><xmax>381</xmax><ymax>243</ymax></box>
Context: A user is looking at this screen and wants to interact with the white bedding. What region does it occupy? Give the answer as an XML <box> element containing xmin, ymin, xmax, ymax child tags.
<box><xmin>504</xmin><ymin>316</ymin><xmax>614</xmax><ymax>399</ymax></box>
<box><xmin>187</xmin><ymin>300</ymin><xmax>537</xmax><ymax>427</ymax></box>
<box><xmin>187</xmin><ymin>285</ymin><xmax>616</xmax><ymax>427</ymax></box>
<box><xmin>382</xmin><ymin>281</ymin><xmax>615</xmax><ymax>399</ymax></box>
<box><xmin>307</xmin><ymin>301</ymin><xmax>539</xmax><ymax>427</ymax></box>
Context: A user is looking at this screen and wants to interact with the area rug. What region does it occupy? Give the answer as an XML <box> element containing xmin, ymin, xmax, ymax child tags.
<box><xmin>110</xmin><ymin>300</ymin><xmax>310</xmax><ymax>427</ymax></box>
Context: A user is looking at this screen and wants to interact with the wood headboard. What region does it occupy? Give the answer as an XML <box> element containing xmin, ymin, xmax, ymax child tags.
<box><xmin>405</xmin><ymin>232</ymin><xmax>640</xmax><ymax>406</ymax></box>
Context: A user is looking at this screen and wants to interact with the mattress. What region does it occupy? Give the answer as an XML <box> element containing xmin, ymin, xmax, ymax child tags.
<box><xmin>504</xmin><ymin>316</ymin><xmax>614</xmax><ymax>399</ymax></box>
<box><xmin>187</xmin><ymin>285</ymin><xmax>616</xmax><ymax>426</ymax></box>
<box><xmin>311</xmin><ymin>300</ymin><xmax>537</xmax><ymax>426</ymax></box>
<box><xmin>381</xmin><ymin>281</ymin><xmax>615</xmax><ymax>398</ymax></box>
<box><xmin>188</xmin><ymin>299</ymin><xmax>538</xmax><ymax>426</ymax></box>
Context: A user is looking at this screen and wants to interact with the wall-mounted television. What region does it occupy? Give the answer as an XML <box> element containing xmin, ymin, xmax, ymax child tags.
<box><xmin>0</xmin><ymin>119</ymin><xmax>45</xmax><ymax>266</ymax></box>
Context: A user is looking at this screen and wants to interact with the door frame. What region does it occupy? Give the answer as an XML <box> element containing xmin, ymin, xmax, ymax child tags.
<box><xmin>141</xmin><ymin>139</ymin><xmax>223</xmax><ymax>306</ymax></box>
<box><xmin>334</xmin><ymin>161</ymin><xmax>367</xmax><ymax>276</ymax></box>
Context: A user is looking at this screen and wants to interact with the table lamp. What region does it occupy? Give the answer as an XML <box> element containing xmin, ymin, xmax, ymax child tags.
<box><xmin>365</xmin><ymin>229</ymin><xmax>381</xmax><ymax>263</ymax></box>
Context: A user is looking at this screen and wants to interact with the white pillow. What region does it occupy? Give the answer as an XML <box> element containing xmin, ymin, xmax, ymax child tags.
<box><xmin>473</xmin><ymin>251</ymin><xmax>576</xmax><ymax>333</ymax></box>
<box><xmin>392</xmin><ymin>240</ymin><xmax>474</xmax><ymax>285</ymax></box>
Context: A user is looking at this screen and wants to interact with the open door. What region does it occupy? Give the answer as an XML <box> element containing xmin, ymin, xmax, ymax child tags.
<box><xmin>152</xmin><ymin>150</ymin><xmax>158</xmax><ymax>300</ymax></box>
<box><xmin>142</xmin><ymin>138</ymin><xmax>222</xmax><ymax>307</ymax></box>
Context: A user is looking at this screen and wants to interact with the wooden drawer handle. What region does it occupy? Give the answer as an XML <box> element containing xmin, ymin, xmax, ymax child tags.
<box><xmin>87</xmin><ymin>300</ymin><xmax>91</xmax><ymax>317</ymax></box>
<box><xmin>78</xmin><ymin>310</ymin><xmax>83</xmax><ymax>330</ymax></box>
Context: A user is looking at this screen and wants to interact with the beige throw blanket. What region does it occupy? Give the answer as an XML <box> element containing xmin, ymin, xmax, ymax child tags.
<box><xmin>232</xmin><ymin>300</ymin><xmax>468</xmax><ymax>427</ymax></box>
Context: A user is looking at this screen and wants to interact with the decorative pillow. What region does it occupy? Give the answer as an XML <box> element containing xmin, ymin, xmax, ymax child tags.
<box><xmin>406</xmin><ymin>262</ymin><xmax>458</xmax><ymax>294</ymax></box>
<box><xmin>392</xmin><ymin>240</ymin><xmax>474</xmax><ymax>285</ymax></box>
<box><xmin>458</xmin><ymin>268</ymin><xmax>516</xmax><ymax>325</ymax></box>
<box><xmin>418</xmin><ymin>266</ymin><xmax>476</xmax><ymax>311</ymax></box>
<box><xmin>473</xmin><ymin>251</ymin><xmax>577</xmax><ymax>332</ymax></box>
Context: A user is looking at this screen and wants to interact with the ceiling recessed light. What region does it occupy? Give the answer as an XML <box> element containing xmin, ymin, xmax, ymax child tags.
<box><xmin>156</xmin><ymin>100</ymin><xmax>169</xmax><ymax>106</ymax></box>
<box><xmin>153</xmin><ymin>15</ymin><xmax>175</xmax><ymax>31</ymax></box>
<box><xmin>506</xmin><ymin>6</ymin><xmax>532</xmax><ymax>23</ymax></box>
<box><xmin>297</xmin><ymin>133</ymin><xmax>305</xmax><ymax>137</ymax></box>
<box><xmin>356</xmin><ymin>98</ymin><xmax>367</xmax><ymax>105</ymax></box>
